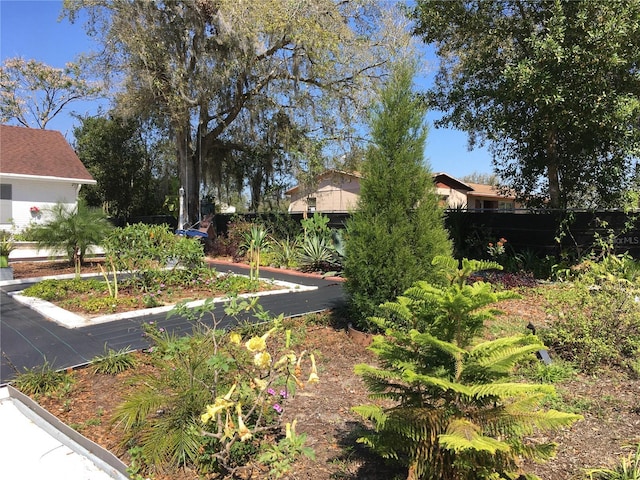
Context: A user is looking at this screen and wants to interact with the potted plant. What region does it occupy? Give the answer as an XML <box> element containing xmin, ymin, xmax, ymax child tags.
<box><xmin>0</xmin><ymin>230</ymin><xmax>15</xmax><ymax>280</ymax></box>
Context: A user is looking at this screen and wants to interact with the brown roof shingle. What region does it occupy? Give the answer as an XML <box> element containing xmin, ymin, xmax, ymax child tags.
<box><xmin>0</xmin><ymin>124</ymin><xmax>94</xmax><ymax>182</ymax></box>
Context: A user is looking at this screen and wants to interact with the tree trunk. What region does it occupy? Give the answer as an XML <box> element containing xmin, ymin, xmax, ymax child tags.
<box><xmin>176</xmin><ymin>127</ymin><xmax>201</xmax><ymax>227</ymax></box>
<box><xmin>546</xmin><ymin>129</ymin><xmax>562</xmax><ymax>209</ymax></box>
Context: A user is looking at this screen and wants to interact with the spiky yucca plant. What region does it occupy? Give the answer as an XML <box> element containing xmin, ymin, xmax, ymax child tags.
<box><xmin>353</xmin><ymin>330</ymin><xmax>582</xmax><ymax>480</ymax></box>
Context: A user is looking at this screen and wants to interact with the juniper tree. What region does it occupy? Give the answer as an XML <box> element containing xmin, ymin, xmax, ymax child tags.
<box><xmin>343</xmin><ymin>61</ymin><xmax>451</xmax><ymax>329</ymax></box>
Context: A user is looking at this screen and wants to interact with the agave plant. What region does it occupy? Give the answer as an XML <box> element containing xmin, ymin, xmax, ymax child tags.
<box><xmin>298</xmin><ymin>233</ymin><xmax>335</xmax><ymax>272</ymax></box>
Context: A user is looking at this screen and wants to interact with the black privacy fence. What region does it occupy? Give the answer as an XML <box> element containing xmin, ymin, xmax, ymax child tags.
<box><xmin>117</xmin><ymin>211</ymin><xmax>640</xmax><ymax>260</ymax></box>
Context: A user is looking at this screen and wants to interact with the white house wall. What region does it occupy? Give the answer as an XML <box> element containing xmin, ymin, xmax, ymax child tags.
<box><xmin>0</xmin><ymin>177</ymin><xmax>80</xmax><ymax>231</ymax></box>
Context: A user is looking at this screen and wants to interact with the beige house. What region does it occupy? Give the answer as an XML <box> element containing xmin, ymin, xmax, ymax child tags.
<box><xmin>286</xmin><ymin>170</ymin><xmax>363</xmax><ymax>214</ymax></box>
<box><xmin>286</xmin><ymin>170</ymin><xmax>517</xmax><ymax>214</ymax></box>
<box><xmin>433</xmin><ymin>173</ymin><xmax>518</xmax><ymax>211</ymax></box>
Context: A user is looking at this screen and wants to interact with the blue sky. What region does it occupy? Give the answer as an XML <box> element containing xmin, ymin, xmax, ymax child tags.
<box><xmin>0</xmin><ymin>0</ymin><xmax>494</xmax><ymax>179</ymax></box>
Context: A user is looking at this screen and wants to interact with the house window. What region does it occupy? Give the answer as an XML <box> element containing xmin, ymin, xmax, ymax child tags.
<box><xmin>499</xmin><ymin>201</ymin><xmax>514</xmax><ymax>211</ymax></box>
<box><xmin>0</xmin><ymin>184</ymin><xmax>11</xmax><ymax>223</ymax></box>
<box><xmin>307</xmin><ymin>197</ymin><xmax>316</xmax><ymax>213</ymax></box>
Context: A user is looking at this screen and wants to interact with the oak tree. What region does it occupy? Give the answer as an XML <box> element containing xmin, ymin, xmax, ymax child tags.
<box><xmin>412</xmin><ymin>0</ymin><xmax>640</xmax><ymax>208</ymax></box>
<box><xmin>64</xmin><ymin>0</ymin><xmax>408</xmax><ymax>221</ymax></box>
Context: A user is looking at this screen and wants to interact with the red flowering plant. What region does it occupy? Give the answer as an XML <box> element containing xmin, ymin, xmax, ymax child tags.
<box><xmin>487</xmin><ymin>237</ymin><xmax>507</xmax><ymax>259</ymax></box>
<box><xmin>29</xmin><ymin>206</ymin><xmax>40</xmax><ymax>214</ymax></box>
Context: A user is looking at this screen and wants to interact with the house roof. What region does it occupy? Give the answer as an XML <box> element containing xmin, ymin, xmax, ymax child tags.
<box><xmin>285</xmin><ymin>169</ymin><xmax>515</xmax><ymax>202</ymax></box>
<box><xmin>0</xmin><ymin>125</ymin><xmax>95</xmax><ymax>183</ymax></box>
<box><xmin>433</xmin><ymin>172</ymin><xmax>473</xmax><ymax>191</ymax></box>
<box><xmin>466</xmin><ymin>182</ymin><xmax>516</xmax><ymax>200</ymax></box>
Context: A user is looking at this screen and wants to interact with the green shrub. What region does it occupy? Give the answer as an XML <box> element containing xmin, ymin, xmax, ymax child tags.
<box><xmin>103</xmin><ymin>223</ymin><xmax>204</xmax><ymax>289</ymax></box>
<box><xmin>517</xmin><ymin>359</ymin><xmax>577</xmax><ymax>384</ymax></box>
<box><xmin>343</xmin><ymin>62</ymin><xmax>451</xmax><ymax>329</ymax></box>
<box><xmin>300</xmin><ymin>213</ymin><xmax>332</xmax><ymax>242</ymax></box>
<box><xmin>539</xmin><ymin>279</ymin><xmax>640</xmax><ymax>373</ymax></box>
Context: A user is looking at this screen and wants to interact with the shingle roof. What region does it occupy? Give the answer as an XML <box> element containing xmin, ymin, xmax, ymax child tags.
<box><xmin>0</xmin><ymin>124</ymin><xmax>95</xmax><ymax>182</ymax></box>
<box><xmin>466</xmin><ymin>182</ymin><xmax>516</xmax><ymax>200</ymax></box>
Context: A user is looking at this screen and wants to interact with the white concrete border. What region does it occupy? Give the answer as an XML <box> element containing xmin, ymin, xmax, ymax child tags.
<box><xmin>9</xmin><ymin>277</ymin><xmax>317</xmax><ymax>329</ymax></box>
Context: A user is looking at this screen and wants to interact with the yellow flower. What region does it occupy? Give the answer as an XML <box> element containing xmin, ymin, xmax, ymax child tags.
<box><xmin>295</xmin><ymin>350</ymin><xmax>307</xmax><ymax>377</ymax></box>
<box><xmin>236</xmin><ymin>404</ymin><xmax>252</xmax><ymax>442</ymax></box>
<box><xmin>201</xmin><ymin>384</ymin><xmax>237</xmax><ymax>424</ymax></box>
<box><xmin>273</xmin><ymin>352</ymin><xmax>297</xmax><ymax>369</ymax></box>
<box><xmin>254</xmin><ymin>351</ymin><xmax>272</xmax><ymax>370</ymax></box>
<box><xmin>245</xmin><ymin>336</ymin><xmax>267</xmax><ymax>352</ymax></box>
<box><xmin>307</xmin><ymin>353</ymin><xmax>319</xmax><ymax>384</ymax></box>
<box><xmin>223</xmin><ymin>383</ymin><xmax>237</xmax><ymax>400</ymax></box>
<box><xmin>229</xmin><ymin>332</ymin><xmax>241</xmax><ymax>345</ymax></box>
<box><xmin>252</xmin><ymin>377</ymin><xmax>267</xmax><ymax>391</ymax></box>
<box><xmin>285</xmin><ymin>419</ymin><xmax>298</xmax><ymax>440</ymax></box>
<box><xmin>201</xmin><ymin>397</ymin><xmax>234</xmax><ymax>424</ymax></box>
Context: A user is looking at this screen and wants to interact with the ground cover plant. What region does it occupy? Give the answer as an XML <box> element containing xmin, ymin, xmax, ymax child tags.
<box><xmin>20</xmin><ymin>268</ymin><xmax>274</xmax><ymax>316</ymax></box>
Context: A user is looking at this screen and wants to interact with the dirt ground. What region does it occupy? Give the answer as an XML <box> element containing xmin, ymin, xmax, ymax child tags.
<box><xmin>8</xmin><ymin>260</ymin><xmax>640</xmax><ymax>480</ymax></box>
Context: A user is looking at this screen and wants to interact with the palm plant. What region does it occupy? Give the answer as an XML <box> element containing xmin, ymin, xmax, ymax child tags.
<box><xmin>112</xmin><ymin>328</ymin><xmax>219</xmax><ymax>473</ymax></box>
<box><xmin>29</xmin><ymin>201</ymin><xmax>112</xmax><ymax>270</ymax></box>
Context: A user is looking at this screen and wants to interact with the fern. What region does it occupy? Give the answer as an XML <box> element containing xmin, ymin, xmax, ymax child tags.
<box><xmin>381</xmin><ymin>257</ymin><xmax>518</xmax><ymax>347</ymax></box>
<box><xmin>353</xmin><ymin>263</ymin><xmax>582</xmax><ymax>479</ymax></box>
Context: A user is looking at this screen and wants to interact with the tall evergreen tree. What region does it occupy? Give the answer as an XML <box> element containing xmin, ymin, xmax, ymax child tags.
<box><xmin>343</xmin><ymin>62</ymin><xmax>451</xmax><ymax>329</ymax></box>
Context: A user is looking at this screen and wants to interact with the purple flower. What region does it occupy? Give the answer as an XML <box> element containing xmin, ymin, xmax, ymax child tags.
<box><xmin>273</xmin><ymin>403</ymin><xmax>283</xmax><ymax>414</ymax></box>
<box><xmin>267</xmin><ymin>388</ymin><xmax>276</xmax><ymax>396</ymax></box>
<box><xmin>159</xmin><ymin>327</ymin><xmax>165</xmax><ymax>333</ymax></box>
<box><xmin>279</xmin><ymin>390</ymin><xmax>288</xmax><ymax>399</ymax></box>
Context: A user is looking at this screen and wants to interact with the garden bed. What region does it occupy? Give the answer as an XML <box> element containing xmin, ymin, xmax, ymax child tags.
<box><xmin>9</xmin><ymin>260</ymin><xmax>640</xmax><ymax>479</ymax></box>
